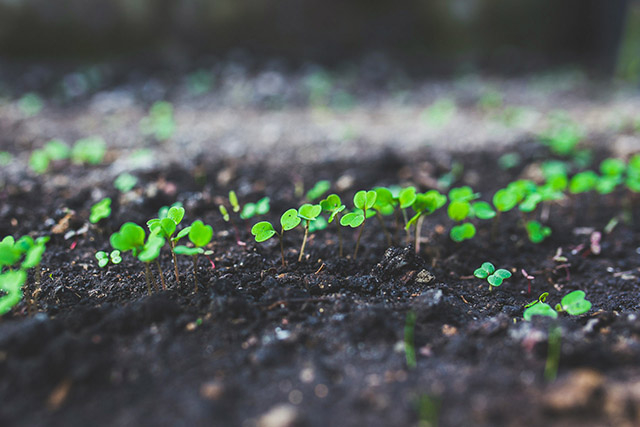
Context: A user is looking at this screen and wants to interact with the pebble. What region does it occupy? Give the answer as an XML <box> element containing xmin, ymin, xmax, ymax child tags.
<box><xmin>257</xmin><ymin>404</ymin><xmax>303</xmax><ymax>427</ymax></box>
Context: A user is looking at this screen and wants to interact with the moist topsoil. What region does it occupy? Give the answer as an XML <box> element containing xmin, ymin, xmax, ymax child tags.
<box><xmin>1</xmin><ymin>141</ymin><xmax>639</xmax><ymax>427</ymax></box>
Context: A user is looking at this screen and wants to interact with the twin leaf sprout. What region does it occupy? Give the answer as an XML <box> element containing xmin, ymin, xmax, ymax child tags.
<box><xmin>474</xmin><ymin>262</ymin><xmax>512</xmax><ymax>290</ymax></box>
<box><xmin>523</xmin><ymin>290</ymin><xmax>591</xmax><ymax>321</ymax></box>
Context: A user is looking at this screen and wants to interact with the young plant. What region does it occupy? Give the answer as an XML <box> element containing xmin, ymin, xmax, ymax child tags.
<box><xmin>523</xmin><ymin>290</ymin><xmax>591</xmax><ymax>321</ymax></box>
<box><xmin>521</xmin><ymin>269</ymin><xmax>535</xmax><ymax>295</ymax></box>
<box><xmin>341</xmin><ymin>190</ymin><xmax>377</xmax><ymax>259</ymax></box>
<box><xmin>110</xmin><ymin>223</ymin><xmax>166</xmax><ymax>294</ymax></box>
<box><xmin>147</xmin><ymin>206</ymin><xmax>190</xmax><ymax>283</ymax></box>
<box><xmin>320</xmin><ymin>194</ymin><xmax>346</xmax><ymax>256</ymax></box>
<box><xmin>251</xmin><ymin>209</ymin><xmax>301</xmax><ymax>267</ymax></box>
<box><xmin>569</xmin><ymin>171</ymin><xmax>598</xmax><ymax>194</ymax></box>
<box><xmin>372</xmin><ymin>187</ymin><xmax>396</xmax><ymax>246</ymax></box>
<box><xmin>0</xmin><ymin>270</ymin><xmax>27</xmax><ymax>315</ymax></box>
<box><xmin>397</xmin><ymin>186</ymin><xmax>417</xmax><ymax>242</ymax></box>
<box><xmin>306</xmin><ymin>180</ymin><xmax>331</xmax><ymax>201</ymax></box>
<box><xmin>90</xmin><ymin>198</ymin><xmax>112</xmax><ymax>224</ymax></box>
<box><xmin>473</xmin><ymin>262</ymin><xmax>512</xmax><ymax>290</ymax></box>
<box><xmin>297</xmin><ymin>204</ymin><xmax>322</xmax><ymax>262</ymax></box>
<box><xmin>447</xmin><ymin>186</ymin><xmax>479</xmax><ymax>242</ymax></box>
<box><xmin>525</xmin><ymin>220</ymin><xmax>551</xmax><ymax>243</ymax></box>
<box><xmin>140</xmin><ymin>101</ymin><xmax>176</xmax><ymax>141</ymax></box>
<box><xmin>95</xmin><ymin>250</ymin><xmax>122</xmax><ymax>268</ymax></box>
<box><xmin>174</xmin><ymin>220</ymin><xmax>214</xmax><ymax>292</ymax></box>
<box><xmin>71</xmin><ymin>137</ymin><xmax>106</xmax><ymax>165</ymax></box>
<box><xmin>240</xmin><ymin>197</ymin><xmax>270</xmax><ymax>220</ymax></box>
<box><xmin>114</xmin><ymin>173</ymin><xmax>138</xmax><ymax>193</ymax></box>
<box><xmin>405</xmin><ymin>190</ymin><xmax>447</xmax><ymax>253</ymax></box>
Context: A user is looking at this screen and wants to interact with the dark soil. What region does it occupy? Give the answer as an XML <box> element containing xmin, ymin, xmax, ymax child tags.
<box><xmin>1</xmin><ymin>76</ymin><xmax>640</xmax><ymax>426</ymax></box>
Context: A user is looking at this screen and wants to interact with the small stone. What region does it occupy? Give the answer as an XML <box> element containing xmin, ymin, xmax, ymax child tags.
<box><xmin>442</xmin><ymin>324</ymin><xmax>458</xmax><ymax>337</ymax></box>
<box><xmin>415</xmin><ymin>269</ymin><xmax>435</xmax><ymax>284</ymax></box>
<box><xmin>257</xmin><ymin>404</ymin><xmax>303</xmax><ymax>427</ymax></box>
<box><xmin>200</xmin><ymin>380</ymin><xmax>224</xmax><ymax>401</ymax></box>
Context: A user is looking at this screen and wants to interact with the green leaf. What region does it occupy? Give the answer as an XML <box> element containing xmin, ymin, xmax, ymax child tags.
<box><xmin>0</xmin><ymin>270</ymin><xmax>27</xmax><ymax>315</ymax></box>
<box><xmin>90</xmin><ymin>198</ymin><xmax>112</xmax><ymax>224</ymax></box>
<box><xmin>114</xmin><ymin>173</ymin><xmax>138</xmax><ymax>193</ymax></box>
<box><xmin>110</xmin><ymin>250</ymin><xmax>122</xmax><ymax>264</ymax></box>
<box><xmin>526</xmin><ymin>220</ymin><xmax>552</xmax><ymax>244</ymax></box>
<box><xmin>481</xmin><ymin>262</ymin><xmax>495</xmax><ymax>274</ymax></box>
<box><xmin>374</xmin><ymin>187</ymin><xmax>395</xmax><ymax>209</ymax></box>
<box><xmin>447</xmin><ymin>200</ymin><xmax>470</xmax><ymax>221</ymax></box>
<box><xmin>569</xmin><ymin>171</ymin><xmax>598</xmax><ymax>194</ymax></box>
<box><xmin>240</xmin><ymin>203</ymin><xmax>257</xmax><ymax>220</ymax></box>
<box><xmin>160</xmin><ymin>217</ymin><xmax>177</xmax><ymax>238</ymax></box>
<box><xmin>523</xmin><ymin>303</ymin><xmax>558</xmax><ymax>321</ymax></box>
<box><xmin>255</xmin><ymin>197</ymin><xmax>271</xmax><ymax>215</ymax></box>
<box><xmin>340</xmin><ymin>212</ymin><xmax>364</xmax><ymax>228</ymax></box>
<box><xmin>281</xmin><ymin>209</ymin><xmax>301</xmax><ymax>231</ymax></box>
<box><xmin>398</xmin><ymin>187</ymin><xmax>417</xmax><ymax>209</ymax></box>
<box><xmin>492</xmin><ymin>188</ymin><xmax>517</xmax><ymax>212</ymax></box>
<box><xmin>0</xmin><ymin>238</ymin><xmax>21</xmax><ymax>268</ymax></box>
<box><xmin>471</xmin><ymin>201</ymin><xmax>496</xmax><ymax>219</ymax></box>
<box><xmin>98</xmin><ymin>258</ymin><xmax>108</xmax><ymax>268</ymax></box>
<box><xmin>474</xmin><ymin>268</ymin><xmax>489</xmax><ymax>279</ymax></box>
<box><xmin>167</xmin><ymin>206</ymin><xmax>185</xmax><ymax>224</ymax></box>
<box><xmin>494</xmin><ymin>269</ymin><xmax>512</xmax><ymax>279</ymax></box>
<box><xmin>21</xmin><ymin>243</ymin><xmax>46</xmax><ymax>269</ymax></box>
<box><xmin>219</xmin><ymin>205</ymin><xmax>230</xmax><ymax>222</ymax></box>
<box><xmin>174</xmin><ymin>227</ymin><xmax>191</xmax><ymax>242</ymax></box>
<box><xmin>229</xmin><ymin>191</ymin><xmax>240</xmax><ymax>212</ymax></box>
<box><xmin>138</xmin><ymin>234</ymin><xmax>165</xmax><ymax>262</ymax></box>
<box><xmin>560</xmin><ymin>290</ymin><xmax>592</xmax><ymax>315</ymax></box>
<box><xmin>450</xmin><ymin>223</ymin><xmax>475</xmax><ymax>242</ymax></box>
<box><xmin>599</xmin><ymin>158</ymin><xmax>625</xmax><ymax>177</ymax></box>
<box><xmin>29</xmin><ymin>150</ymin><xmax>50</xmax><ymax>174</ymax></box>
<box><xmin>251</xmin><ymin>221</ymin><xmax>276</xmax><ymax>242</ymax></box>
<box><xmin>309</xmin><ymin>216</ymin><xmax>328</xmax><ymax>233</ymax></box>
<box><xmin>320</xmin><ymin>194</ymin><xmax>342</xmax><ymax>211</ymax></box>
<box><xmin>306</xmin><ymin>180</ymin><xmax>331</xmax><ymax>201</ymax></box>
<box><xmin>519</xmin><ymin>193</ymin><xmax>542</xmax><ymax>212</ymax></box>
<box><xmin>487</xmin><ymin>275</ymin><xmax>504</xmax><ymax>287</ymax></box>
<box><xmin>354</xmin><ymin>190</ymin><xmax>377</xmax><ymax>210</ymax></box>
<box><xmin>44</xmin><ymin>139</ymin><xmax>70</xmax><ymax>161</ymax></box>
<box><xmin>298</xmin><ymin>204</ymin><xmax>322</xmax><ymax>221</ymax></box>
<box><xmin>110</xmin><ymin>222</ymin><xmax>146</xmax><ymax>253</ymax></box>
<box><xmin>174</xmin><ymin>246</ymin><xmax>203</xmax><ymax>256</ymax></box>
<box><xmin>72</xmin><ymin>137</ymin><xmax>106</xmax><ymax>165</ymax></box>
<box><xmin>448</xmin><ymin>186</ymin><xmax>478</xmax><ymax>202</ymax></box>
<box><xmin>188</xmin><ymin>220</ymin><xmax>213</xmax><ymax>247</ymax></box>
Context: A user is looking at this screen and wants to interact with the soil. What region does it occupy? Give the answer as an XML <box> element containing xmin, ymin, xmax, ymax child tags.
<box><xmin>1</xmin><ymin>64</ymin><xmax>640</xmax><ymax>427</ymax></box>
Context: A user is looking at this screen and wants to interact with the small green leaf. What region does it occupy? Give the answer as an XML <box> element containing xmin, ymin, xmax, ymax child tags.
<box><xmin>447</xmin><ymin>200</ymin><xmax>471</xmax><ymax>221</ymax></box>
<box><xmin>255</xmin><ymin>197</ymin><xmax>271</xmax><ymax>215</ymax></box>
<box><xmin>398</xmin><ymin>187</ymin><xmax>417</xmax><ymax>209</ymax></box>
<box><xmin>29</xmin><ymin>150</ymin><xmax>50</xmax><ymax>174</ymax></box>
<box><xmin>306</xmin><ymin>180</ymin><xmax>331</xmax><ymax>201</ymax></box>
<box><xmin>281</xmin><ymin>209</ymin><xmax>302</xmax><ymax>231</ymax></box>
<box><xmin>298</xmin><ymin>204</ymin><xmax>322</xmax><ymax>221</ymax></box>
<box><xmin>471</xmin><ymin>201</ymin><xmax>496</xmax><ymax>219</ymax></box>
<box><xmin>448</xmin><ymin>186</ymin><xmax>478</xmax><ymax>202</ymax></box>
<box><xmin>110</xmin><ymin>250</ymin><xmax>122</xmax><ymax>264</ymax></box>
<box><xmin>240</xmin><ymin>203</ymin><xmax>257</xmax><ymax>220</ymax></box>
<box><xmin>493</xmin><ymin>188</ymin><xmax>517</xmax><ymax>212</ymax></box>
<box><xmin>569</xmin><ymin>171</ymin><xmax>598</xmax><ymax>194</ymax></box>
<box><xmin>494</xmin><ymin>269</ymin><xmax>512</xmax><ymax>279</ymax></box>
<box><xmin>481</xmin><ymin>262</ymin><xmax>495</xmax><ymax>274</ymax></box>
<box><xmin>188</xmin><ymin>220</ymin><xmax>213</xmax><ymax>247</ymax></box>
<box><xmin>110</xmin><ymin>222</ymin><xmax>145</xmax><ymax>253</ymax></box>
<box><xmin>160</xmin><ymin>217</ymin><xmax>177</xmax><ymax>237</ymax></box>
<box><xmin>309</xmin><ymin>216</ymin><xmax>328</xmax><ymax>233</ymax></box>
<box><xmin>487</xmin><ymin>275</ymin><xmax>503</xmax><ymax>287</ymax></box>
<box><xmin>174</xmin><ymin>227</ymin><xmax>191</xmax><ymax>242</ymax></box>
<box><xmin>229</xmin><ymin>191</ymin><xmax>240</xmax><ymax>212</ymax></box>
<box><xmin>523</xmin><ymin>303</ymin><xmax>558</xmax><ymax>321</ymax></box>
<box><xmin>174</xmin><ymin>246</ymin><xmax>203</xmax><ymax>256</ymax></box>
<box><xmin>114</xmin><ymin>173</ymin><xmax>138</xmax><ymax>193</ymax></box>
<box><xmin>353</xmin><ymin>190</ymin><xmax>377</xmax><ymax>210</ymax></box>
<box><xmin>450</xmin><ymin>223</ymin><xmax>476</xmax><ymax>242</ymax></box>
<box><xmin>219</xmin><ymin>205</ymin><xmax>230</xmax><ymax>222</ymax></box>
<box><xmin>167</xmin><ymin>206</ymin><xmax>185</xmax><ymax>224</ymax></box>
<box><xmin>474</xmin><ymin>268</ymin><xmax>489</xmax><ymax>279</ymax></box>
<box><xmin>340</xmin><ymin>212</ymin><xmax>364</xmax><ymax>228</ymax></box>
<box><xmin>560</xmin><ymin>290</ymin><xmax>592</xmax><ymax>315</ymax></box>
<box><xmin>44</xmin><ymin>139</ymin><xmax>70</xmax><ymax>161</ymax></box>
<box><xmin>90</xmin><ymin>198</ymin><xmax>112</xmax><ymax>224</ymax></box>
<box><xmin>251</xmin><ymin>221</ymin><xmax>276</xmax><ymax>242</ymax></box>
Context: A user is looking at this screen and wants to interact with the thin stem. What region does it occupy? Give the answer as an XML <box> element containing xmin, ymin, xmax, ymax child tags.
<box><xmin>155</xmin><ymin>260</ymin><xmax>167</xmax><ymax>291</ymax></box>
<box><xmin>192</xmin><ymin>255</ymin><xmax>199</xmax><ymax>293</ymax></box>
<box><xmin>144</xmin><ymin>263</ymin><xmax>153</xmax><ymax>295</ymax></box>
<box><xmin>402</xmin><ymin>208</ymin><xmax>411</xmax><ymax>244</ymax></box>
<box><xmin>148</xmin><ymin>263</ymin><xmax>159</xmax><ymax>292</ymax></box>
<box><xmin>376</xmin><ymin>212</ymin><xmax>392</xmax><ymax>247</ymax></box>
<box><xmin>336</xmin><ymin>217</ymin><xmax>343</xmax><ymax>257</ymax></box>
<box><xmin>491</xmin><ymin>211</ymin><xmax>501</xmax><ymax>242</ymax></box>
<box><xmin>279</xmin><ymin>230</ymin><xmax>286</xmax><ymax>267</ymax></box>
<box><xmin>354</xmin><ymin>217</ymin><xmax>366</xmax><ymax>259</ymax></box>
<box><xmin>414</xmin><ymin>215</ymin><xmax>424</xmax><ymax>254</ymax></box>
<box><xmin>170</xmin><ymin>240</ymin><xmax>180</xmax><ymax>283</ymax></box>
<box><xmin>298</xmin><ymin>221</ymin><xmax>310</xmax><ymax>262</ymax></box>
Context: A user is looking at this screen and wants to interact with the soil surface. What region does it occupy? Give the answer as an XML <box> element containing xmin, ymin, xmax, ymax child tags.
<box><xmin>1</xmin><ymin>63</ymin><xmax>640</xmax><ymax>427</ymax></box>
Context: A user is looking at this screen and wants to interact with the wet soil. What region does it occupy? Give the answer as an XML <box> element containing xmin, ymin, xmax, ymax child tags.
<box><xmin>1</xmin><ymin>131</ymin><xmax>640</xmax><ymax>427</ymax></box>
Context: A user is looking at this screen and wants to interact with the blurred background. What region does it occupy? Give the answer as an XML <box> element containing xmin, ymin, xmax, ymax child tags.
<box><xmin>0</xmin><ymin>0</ymin><xmax>637</xmax><ymax>78</ymax></box>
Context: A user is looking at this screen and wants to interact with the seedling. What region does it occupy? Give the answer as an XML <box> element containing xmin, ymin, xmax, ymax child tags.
<box><xmin>320</xmin><ymin>194</ymin><xmax>346</xmax><ymax>256</ymax></box>
<box><xmin>147</xmin><ymin>206</ymin><xmax>190</xmax><ymax>283</ymax></box>
<box><xmin>71</xmin><ymin>137</ymin><xmax>106</xmax><ymax>165</ymax></box>
<box><xmin>174</xmin><ymin>220</ymin><xmax>214</xmax><ymax>292</ymax></box>
<box><xmin>44</xmin><ymin>139</ymin><xmax>71</xmax><ymax>161</ymax></box>
<box><xmin>397</xmin><ymin>186</ymin><xmax>417</xmax><ymax>242</ymax></box>
<box><xmin>110</xmin><ymin>222</ymin><xmax>167</xmax><ymax>294</ymax></box>
<box><xmin>297</xmin><ymin>204</ymin><xmax>322</xmax><ymax>261</ymax></box>
<box><xmin>555</xmin><ymin>290</ymin><xmax>592</xmax><ymax>315</ymax></box>
<box><xmin>474</xmin><ymin>262</ymin><xmax>512</xmax><ymax>290</ymax></box>
<box><xmin>240</xmin><ymin>197</ymin><xmax>270</xmax><ymax>220</ymax></box>
<box><xmin>29</xmin><ymin>150</ymin><xmax>50</xmax><ymax>174</ymax></box>
<box><xmin>306</xmin><ymin>180</ymin><xmax>331</xmax><ymax>201</ymax></box>
<box><xmin>140</xmin><ymin>101</ymin><xmax>176</xmax><ymax>141</ymax></box>
<box><xmin>447</xmin><ymin>186</ymin><xmax>479</xmax><ymax>242</ymax></box>
<box><xmin>95</xmin><ymin>250</ymin><xmax>122</xmax><ymax>268</ymax></box>
<box><xmin>540</xmin><ymin>116</ymin><xmax>583</xmax><ymax>155</ymax></box>
<box><xmin>90</xmin><ymin>198</ymin><xmax>112</xmax><ymax>224</ymax></box>
<box><xmin>521</xmin><ymin>269</ymin><xmax>535</xmax><ymax>295</ymax></box>
<box><xmin>569</xmin><ymin>171</ymin><xmax>598</xmax><ymax>194</ymax></box>
<box><xmin>114</xmin><ymin>173</ymin><xmax>138</xmax><ymax>193</ymax></box>
<box><xmin>525</xmin><ymin>220</ymin><xmax>551</xmax><ymax>243</ymax></box>
<box><xmin>405</xmin><ymin>190</ymin><xmax>446</xmax><ymax>253</ymax></box>
<box><xmin>372</xmin><ymin>187</ymin><xmax>396</xmax><ymax>246</ymax></box>
<box><xmin>0</xmin><ymin>270</ymin><xmax>27</xmax><ymax>315</ymax></box>
<box><xmin>341</xmin><ymin>190</ymin><xmax>377</xmax><ymax>259</ymax></box>
<box><xmin>251</xmin><ymin>208</ymin><xmax>301</xmax><ymax>266</ymax></box>
<box><xmin>18</xmin><ymin>92</ymin><xmax>43</xmax><ymax>117</ymax></box>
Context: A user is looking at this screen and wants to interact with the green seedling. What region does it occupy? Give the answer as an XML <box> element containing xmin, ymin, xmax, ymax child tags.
<box><xmin>523</xmin><ymin>292</ymin><xmax>558</xmax><ymax>321</ymax></box>
<box><xmin>71</xmin><ymin>137</ymin><xmax>106</xmax><ymax>165</ymax></box>
<box><xmin>140</xmin><ymin>101</ymin><xmax>176</xmax><ymax>141</ymax></box>
<box><xmin>626</xmin><ymin>154</ymin><xmax>640</xmax><ymax>192</ymax></box>
<box><xmin>569</xmin><ymin>171</ymin><xmax>598</xmax><ymax>194</ymax></box>
<box><xmin>474</xmin><ymin>262</ymin><xmax>512</xmax><ymax>290</ymax></box>
<box><xmin>540</xmin><ymin>116</ymin><xmax>583</xmax><ymax>155</ymax></box>
<box><xmin>306</xmin><ymin>180</ymin><xmax>331</xmax><ymax>201</ymax></box>
<box><xmin>422</xmin><ymin>97</ymin><xmax>456</xmax><ymax>127</ymax></box>
<box><xmin>372</xmin><ymin>187</ymin><xmax>396</xmax><ymax>246</ymax></box>
<box><xmin>147</xmin><ymin>206</ymin><xmax>189</xmax><ymax>283</ymax></box>
<box><xmin>44</xmin><ymin>139</ymin><xmax>71</xmax><ymax>161</ymax></box>
<box><xmin>525</xmin><ymin>220</ymin><xmax>551</xmax><ymax>243</ymax></box>
<box><xmin>90</xmin><ymin>198</ymin><xmax>112</xmax><ymax>224</ymax></box>
<box><xmin>110</xmin><ymin>222</ymin><xmax>167</xmax><ymax>294</ymax></box>
<box><xmin>320</xmin><ymin>194</ymin><xmax>346</xmax><ymax>256</ymax></box>
<box><xmin>0</xmin><ymin>270</ymin><xmax>27</xmax><ymax>315</ymax></box>
<box><xmin>114</xmin><ymin>173</ymin><xmax>138</xmax><ymax>193</ymax></box>
<box><xmin>555</xmin><ymin>290</ymin><xmax>592</xmax><ymax>315</ymax></box>
<box><xmin>405</xmin><ymin>190</ymin><xmax>446</xmax><ymax>253</ymax></box>
<box><xmin>498</xmin><ymin>152</ymin><xmax>522</xmax><ymax>170</ymax></box>
<box><xmin>0</xmin><ymin>151</ymin><xmax>12</xmax><ymax>166</ymax></box>
<box><xmin>240</xmin><ymin>197</ymin><xmax>270</xmax><ymax>220</ymax></box>
<box><xmin>341</xmin><ymin>190</ymin><xmax>377</xmax><ymax>259</ymax></box>
<box><xmin>251</xmin><ymin>208</ymin><xmax>301</xmax><ymax>266</ymax></box>
<box><xmin>397</xmin><ymin>186</ymin><xmax>418</xmax><ymax>242</ymax></box>
<box><xmin>18</xmin><ymin>92</ymin><xmax>43</xmax><ymax>117</ymax></box>
<box><xmin>229</xmin><ymin>191</ymin><xmax>240</xmax><ymax>213</ymax></box>
<box><xmin>447</xmin><ymin>186</ymin><xmax>479</xmax><ymax>242</ymax></box>
<box><xmin>450</xmin><ymin>223</ymin><xmax>476</xmax><ymax>242</ymax></box>
<box><xmin>437</xmin><ymin>161</ymin><xmax>464</xmax><ymax>189</ymax></box>
<box><xmin>173</xmin><ymin>220</ymin><xmax>213</xmax><ymax>292</ymax></box>
<box><xmin>95</xmin><ymin>250</ymin><xmax>122</xmax><ymax>268</ymax></box>
<box><xmin>297</xmin><ymin>204</ymin><xmax>322</xmax><ymax>262</ymax></box>
<box><xmin>29</xmin><ymin>149</ymin><xmax>50</xmax><ymax>174</ymax></box>
<box><xmin>471</xmin><ymin>201</ymin><xmax>496</xmax><ymax>219</ymax></box>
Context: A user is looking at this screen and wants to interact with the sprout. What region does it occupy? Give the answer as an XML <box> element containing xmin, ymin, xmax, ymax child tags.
<box><xmin>240</xmin><ymin>197</ymin><xmax>270</xmax><ymax>220</ymax></box>
<box><xmin>29</xmin><ymin>150</ymin><xmax>50</xmax><ymax>174</ymax></box>
<box><xmin>341</xmin><ymin>190</ymin><xmax>376</xmax><ymax>259</ymax></box>
<box><xmin>555</xmin><ymin>290</ymin><xmax>592</xmax><ymax>315</ymax></box>
<box><xmin>521</xmin><ymin>269</ymin><xmax>535</xmax><ymax>295</ymax></box>
<box><xmin>110</xmin><ymin>222</ymin><xmax>167</xmax><ymax>294</ymax></box>
<box><xmin>114</xmin><ymin>173</ymin><xmax>138</xmax><ymax>193</ymax></box>
<box><xmin>372</xmin><ymin>187</ymin><xmax>396</xmax><ymax>246</ymax></box>
<box><xmin>492</xmin><ymin>188</ymin><xmax>518</xmax><ymax>212</ymax></box>
<box><xmin>297</xmin><ymin>204</ymin><xmax>322</xmax><ymax>261</ymax></box>
<box><xmin>523</xmin><ymin>300</ymin><xmax>558</xmax><ymax>321</ymax></box>
<box><xmin>251</xmin><ymin>208</ymin><xmax>301</xmax><ymax>266</ymax></box>
<box><xmin>525</xmin><ymin>220</ymin><xmax>551</xmax><ymax>243</ymax></box>
<box><xmin>569</xmin><ymin>171</ymin><xmax>598</xmax><ymax>194</ymax></box>
<box><xmin>44</xmin><ymin>139</ymin><xmax>71</xmax><ymax>161</ymax></box>
<box><xmin>90</xmin><ymin>198</ymin><xmax>112</xmax><ymax>224</ymax></box>
<box><xmin>174</xmin><ymin>220</ymin><xmax>214</xmax><ymax>292</ymax></box>
<box><xmin>471</xmin><ymin>201</ymin><xmax>496</xmax><ymax>219</ymax></box>
<box><xmin>147</xmin><ymin>205</ymin><xmax>189</xmax><ymax>283</ymax></box>
<box><xmin>450</xmin><ymin>223</ymin><xmax>476</xmax><ymax>242</ymax></box>
<box><xmin>71</xmin><ymin>137</ymin><xmax>106</xmax><ymax>165</ymax></box>
<box><xmin>626</xmin><ymin>154</ymin><xmax>640</xmax><ymax>192</ymax></box>
<box><xmin>405</xmin><ymin>190</ymin><xmax>446</xmax><ymax>253</ymax></box>
<box><xmin>18</xmin><ymin>92</ymin><xmax>44</xmax><ymax>117</ymax></box>
<box><xmin>140</xmin><ymin>101</ymin><xmax>176</xmax><ymax>141</ymax></box>
<box><xmin>320</xmin><ymin>194</ymin><xmax>346</xmax><ymax>256</ymax></box>
<box><xmin>306</xmin><ymin>180</ymin><xmax>331</xmax><ymax>201</ymax></box>
<box><xmin>540</xmin><ymin>116</ymin><xmax>583</xmax><ymax>155</ymax></box>
<box><xmin>397</xmin><ymin>186</ymin><xmax>418</xmax><ymax>242</ymax></box>
<box><xmin>95</xmin><ymin>250</ymin><xmax>122</xmax><ymax>268</ymax></box>
<box><xmin>473</xmin><ymin>262</ymin><xmax>512</xmax><ymax>290</ymax></box>
<box><xmin>0</xmin><ymin>270</ymin><xmax>27</xmax><ymax>315</ymax></box>
<box><xmin>447</xmin><ymin>186</ymin><xmax>479</xmax><ymax>242</ymax></box>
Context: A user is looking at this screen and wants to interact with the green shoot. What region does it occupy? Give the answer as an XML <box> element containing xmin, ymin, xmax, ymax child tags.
<box><xmin>174</xmin><ymin>220</ymin><xmax>213</xmax><ymax>292</ymax></box>
<box><xmin>341</xmin><ymin>190</ymin><xmax>376</xmax><ymax>259</ymax></box>
<box><xmin>0</xmin><ymin>270</ymin><xmax>27</xmax><ymax>315</ymax></box>
<box><xmin>229</xmin><ymin>191</ymin><xmax>240</xmax><ymax>213</ymax></box>
<box><xmin>447</xmin><ymin>186</ymin><xmax>479</xmax><ymax>242</ymax></box>
<box><xmin>90</xmin><ymin>198</ymin><xmax>112</xmax><ymax>224</ymax></box>
<box><xmin>569</xmin><ymin>171</ymin><xmax>598</xmax><ymax>194</ymax></box>
<box><xmin>473</xmin><ymin>262</ymin><xmax>512</xmax><ymax>290</ymax></box>
<box><xmin>114</xmin><ymin>173</ymin><xmax>138</xmax><ymax>193</ymax></box>
<box><xmin>555</xmin><ymin>290</ymin><xmax>592</xmax><ymax>315</ymax></box>
<box><xmin>18</xmin><ymin>92</ymin><xmax>43</xmax><ymax>117</ymax></box>
<box><xmin>545</xmin><ymin>325</ymin><xmax>562</xmax><ymax>382</ymax></box>
<box><xmin>398</xmin><ymin>186</ymin><xmax>417</xmax><ymax>243</ymax></box>
<box><xmin>372</xmin><ymin>187</ymin><xmax>395</xmax><ymax>246</ymax></box>
<box><xmin>140</xmin><ymin>101</ymin><xmax>176</xmax><ymax>141</ymax></box>
<box><xmin>525</xmin><ymin>220</ymin><xmax>551</xmax><ymax>243</ymax></box>
<box><xmin>251</xmin><ymin>208</ymin><xmax>301</xmax><ymax>266</ymax></box>
<box><xmin>320</xmin><ymin>194</ymin><xmax>346</xmax><ymax>256</ymax></box>
<box><xmin>44</xmin><ymin>139</ymin><xmax>71</xmax><ymax>161</ymax></box>
<box><xmin>147</xmin><ymin>205</ymin><xmax>188</xmax><ymax>283</ymax></box>
<box><xmin>71</xmin><ymin>137</ymin><xmax>106</xmax><ymax>165</ymax></box>
<box><xmin>450</xmin><ymin>223</ymin><xmax>476</xmax><ymax>242</ymax></box>
<box><xmin>240</xmin><ymin>197</ymin><xmax>270</xmax><ymax>220</ymax></box>
<box><xmin>29</xmin><ymin>150</ymin><xmax>50</xmax><ymax>174</ymax></box>
<box><xmin>405</xmin><ymin>190</ymin><xmax>446</xmax><ymax>253</ymax></box>
<box><xmin>297</xmin><ymin>204</ymin><xmax>322</xmax><ymax>261</ymax></box>
<box><xmin>95</xmin><ymin>250</ymin><xmax>122</xmax><ymax>268</ymax></box>
<box><xmin>306</xmin><ymin>180</ymin><xmax>331</xmax><ymax>201</ymax></box>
